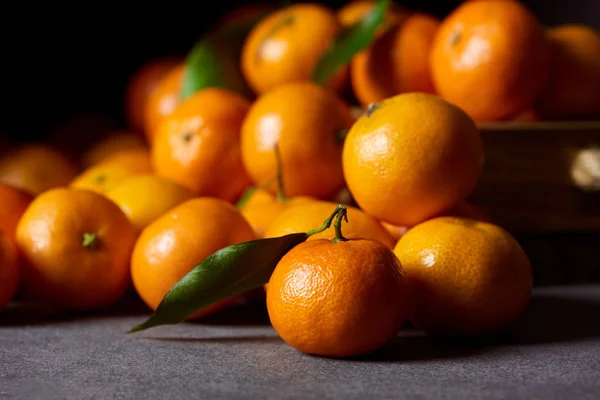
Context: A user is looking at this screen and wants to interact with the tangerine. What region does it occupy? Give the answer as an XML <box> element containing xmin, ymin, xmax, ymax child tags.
<box><xmin>0</xmin><ymin>144</ymin><xmax>79</xmax><ymax>196</ymax></box>
<box><xmin>81</xmin><ymin>130</ymin><xmax>147</xmax><ymax>168</ymax></box>
<box><xmin>394</xmin><ymin>216</ymin><xmax>533</xmax><ymax>335</ymax></box>
<box><xmin>152</xmin><ymin>88</ymin><xmax>251</xmax><ymax>202</ymax></box>
<box><xmin>241</xmin><ymin>82</ymin><xmax>354</xmax><ymax>199</ymax></box>
<box><xmin>106</xmin><ymin>174</ymin><xmax>195</xmax><ymax>234</ymax></box>
<box><xmin>351</xmin><ymin>12</ymin><xmax>440</xmax><ymax>106</ymax></box>
<box><xmin>536</xmin><ymin>24</ymin><xmax>600</xmax><ymax>120</ymax></box>
<box><xmin>131</xmin><ymin>197</ymin><xmax>256</xmax><ymax>317</ymax></box>
<box><xmin>267</xmin><ymin>206</ymin><xmax>409</xmax><ymax>357</ymax></box>
<box><xmin>430</xmin><ymin>0</ymin><xmax>550</xmax><ymax>121</ymax></box>
<box><xmin>70</xmin><ymin>149</ymin><xmax>153</xmax><ymax>195</ymax></box>
<box><xmin>342</xmin><ymin>92</ymin><xmax>484</xmax><ymax>227</ymax></box>
<box><xmin>15</xmin><ymin>188</ymin><xmax>137</xmax><ymax>311</ymax></box>
<box><xmin>124</xmin><ymin>57</ymin><xmax>182</xmax><ymax>136</ymax></box>
<box><xmin>143</xmin><ymin>63</ymin><xmax>185</xmax><ymax>143</ymax></box>
<box><xmin>241</xmin><ymin>3</ymin><xmax>347</xmax><ymax>94</ymax></box>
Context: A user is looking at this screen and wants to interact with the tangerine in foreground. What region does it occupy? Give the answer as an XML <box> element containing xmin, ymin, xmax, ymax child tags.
<box><xmin>15</xmin><ymin>188</ymin><xmax>137</xmax><ymax>311</ymax></box>
<box><xmin>394</xmin><ymin>216</ymin><xmax>533</xmax><ymax>336</ymax></box>
<box><xmin>267</xmin><ymin>207</ymin><xmax>409</xmax><ymax>357</ymax></box>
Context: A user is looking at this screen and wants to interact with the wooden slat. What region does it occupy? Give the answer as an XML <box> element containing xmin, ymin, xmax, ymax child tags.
<box><xmin>471</xmin><ymin>122</ymin><xmax>600</xmax><ymax>232</ymax></box>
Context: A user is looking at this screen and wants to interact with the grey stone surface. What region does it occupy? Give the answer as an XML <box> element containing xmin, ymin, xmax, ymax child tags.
<box><xmin>1</xmin><ymin>285</ymin><xmax>600</xmax><ymax>400</ymax></box>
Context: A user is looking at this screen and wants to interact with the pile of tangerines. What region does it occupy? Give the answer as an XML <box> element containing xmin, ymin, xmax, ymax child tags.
<box><xmin>0</xmin><ymin>0</ymin><xmax>598</xmax><ymax>358</ymax></box>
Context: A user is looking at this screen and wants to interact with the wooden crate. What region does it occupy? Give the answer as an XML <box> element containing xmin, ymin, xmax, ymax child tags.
<box><xmin>472</xmin><ymin>121</ymin><xmax>600</xmax><ymax>233</ymax></box>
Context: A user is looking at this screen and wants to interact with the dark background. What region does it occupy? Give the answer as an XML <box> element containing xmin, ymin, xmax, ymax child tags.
<box><xmin>0</xmin><ymin>0</ymin><xmax>598</xmax><ymax>141</ymax></box>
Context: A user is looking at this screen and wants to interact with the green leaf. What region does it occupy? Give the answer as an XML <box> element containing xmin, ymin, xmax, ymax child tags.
<box><xmin>312</xmin><ymin>0</ymin><xmax>389</xmax><ymax>85</ymax></box>
<box><xmin>180</xmin><ymin>36</ymin><xmax>230</xmax><ymax>100</ymax></box>
<box><xmin>235</xmin><ymin>186</ymin><xmax>259</xmax><ymax>209</ymax></box>
<box><xmin>128</xmin><ymin>233</ymin><xmax>308</xmax><ymax>333</ymax></box>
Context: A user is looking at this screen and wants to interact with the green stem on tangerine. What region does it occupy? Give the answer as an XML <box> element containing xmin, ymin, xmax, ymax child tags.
<box><xmin>306</xmin><ymin>204</ymin><xmax>348</xmax><ymax>238</ymax></box>
<box><xmin>273</xmin><ymin>143</ymin><xmax>288</xmax><ymax>202</ymax></box>
<box><xmin>331</xmin><ymin>206</ymin><xmax>349</xmax><ymax>243</ymax></box>
<box><xmin>82</xmin><ymin>232</ymin><xmax>98</xmax><ymax>250</ymax></box>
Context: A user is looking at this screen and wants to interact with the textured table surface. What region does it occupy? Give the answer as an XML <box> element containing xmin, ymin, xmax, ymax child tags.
<box><xmin>1</xmin><ymin>284</ymin><xmax>600</xmax><ymax>400</ymax></box>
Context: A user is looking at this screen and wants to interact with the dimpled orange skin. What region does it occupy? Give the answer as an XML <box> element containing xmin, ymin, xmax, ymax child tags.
<box><xmin>152</xmin><ymin>88</ymin><xmax>252</xmax><ymax>203</ymax></box>
<box><xmin>241</xmin><ymin>3</ymin><xmax>346</xmax><ymax>95</ymax></box>
<box><xmin>0</xmin><ymin>183</ymin><xmax>34</xmax><ymax>241</ymax></box>
<box><xmin>143</xmin><ymin>64</ymin><xmax>185</xmax><ymax>143</ymax></box>
<box><xmin>430</xmin><ymin>0</ymin><xmax>550</xmax><ymax>121</ymax></box>
<box><xmin>343</xmin><ymin>93</ymin><xmax>484</xmax><ymax>227</ymax></box>
<box><xmin>267</xmin><ymin>238</ymin><xmax>410</xmax><ymax>357</ymax></box>
<box><xmin>15</xmin><ymin>188</ymin><xmax>137</xmax><ymax>311</ymax></box>
<box><xmin>394</xmin><ymin>216</ymin><xmax>533</xmax><ymax>335</ymax></box>
<box><xmin>241</xmin><ymin>82</ymin><xmax>354</xmax><ymax>199</ymax></box>
<box><xmin>351</xmin><ymin>12</ymin><xmax>440</xmax><ymax>106</ymax></box>
<box><xmin>70</xmin><ymin>149</ymin><xmax>154</xmax><ymax>195</ymax></box>
<box><xmin>131</xmin><ymin>198</ymin><xmax>256</xmax><ymax>318</ymax></box>
<box><xmin>0</xmin><ymin>230</ymin><xmax>19</xmax><ymax>309</ymax></box>
<box><xmin>536</xmin><ymin>24</ymin><xmax>600</xmax><ymax>120</ymax></box>
<box><xmin>0</xmin><ymin>144</ymin><xmax>80</xmax><ymax>196</ymax></box>
<box><xmin>241</xmin><ymin>196</ymin><xmax>315</xmax><ymax>238</ymax></box>
<box><xmin>124</xmin><ymin>57</ymin><xmax>182</xmax><ymax>136</ymax></box>
<box><xmin>265</xmin><ymin>200</ymin><xmax>396</xmax><ymax>248</ymax></box>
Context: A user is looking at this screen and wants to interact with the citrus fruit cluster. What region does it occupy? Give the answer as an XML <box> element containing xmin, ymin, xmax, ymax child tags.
<box><xmin>343</xmin><ymin>0</ymin><xmax>600</xmax><ymax>122</ymax></box>
<box><xmin>0</xmin><ymin>0</ymin><xmax>588</xmax><ymax>358</ymax></box>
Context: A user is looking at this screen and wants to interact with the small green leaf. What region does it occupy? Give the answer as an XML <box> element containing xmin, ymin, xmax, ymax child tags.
<box><xmin>128</xmin><ymin>233</ymin><xmax>308</xmax><ymax>333</ymax></box>
<box><xmin>180</xmin><ymin>36</ymin><xmax>229</xmax><ymax>100</ymax></box>
<box><xmin>235</xmin><ymin>186</ymin><xmax>259</xmax><ymax>209</ymax></box>
<box><xmin>312</xmin><ymin>0</ymin><xmax>389</xmax><ymax>85</ymax></box>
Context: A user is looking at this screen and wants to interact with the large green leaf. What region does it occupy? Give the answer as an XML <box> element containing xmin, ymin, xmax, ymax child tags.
<box><xmin>312</xmin><ymin>0</ymin><xmax>389</xmax><ymax>85</ymax></box>
<box><xmin>128</xmin><ymin>233</ymin><xmax>308</xmax><ymax>333</ymax></box>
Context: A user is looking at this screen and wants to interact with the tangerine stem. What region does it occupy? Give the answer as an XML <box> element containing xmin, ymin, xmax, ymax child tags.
<box><xmin>82</xmin><ymin>232</ymin><xmax>98</xmax><ymax>250</ymax></box>
<box><xmin>306</xmin><ymin>204</ymin><xmax>346</xmax><ymax>237</ymax></box>
<box><xmin>331</xmin><ymin>205</ymin><xmax>349</xmax><ymax>243</ymax></box>
<box><xmin>273</xmin><ymin>143</ymin><xmax>287</xmax><ymax>202</ymax></box>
